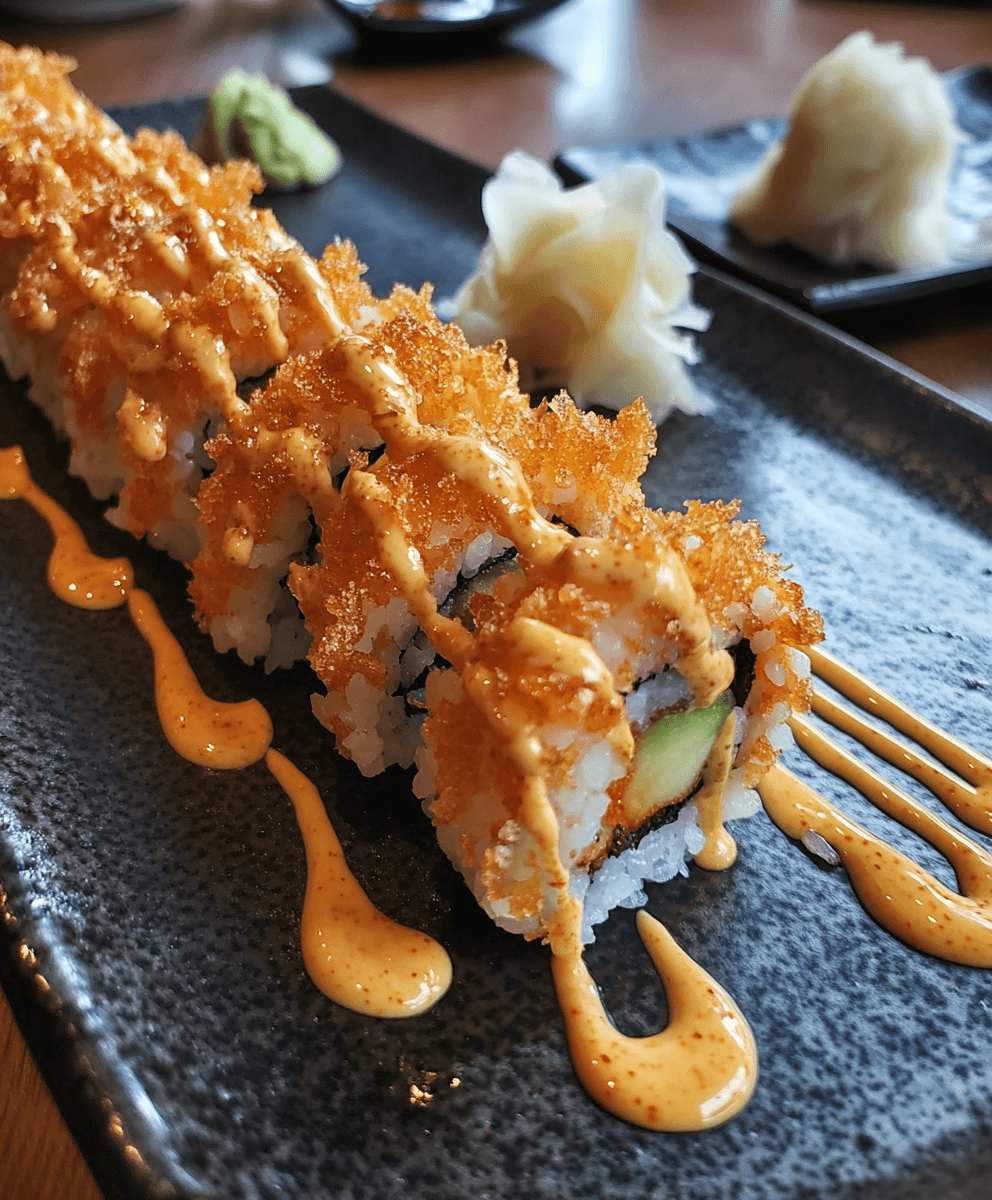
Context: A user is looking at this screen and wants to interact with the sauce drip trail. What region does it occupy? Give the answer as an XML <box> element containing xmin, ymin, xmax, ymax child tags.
<box><xmin>693</xmin><ymin>712</ymin><xmax>738</xmax><ymax>871</ymax></box>
<box><xmin>266</xmin><ymin>750</ymin><xmax>452</xmax><ymax>1018</ymax></box>
<box><xmin>757</xmin><ymin>646</ymin><xmax>992</xmax><ymax>967</ymax></box>
<box><xmin>807</xmin><ymin>646</ymin><xmax>992</xmax><ymax>835</ymax></box>
<box><xmin>128</xmin><ymin>588</ymin><xmax>272</xmax><ymax>769</ymax></box>
<box><xmin>1</xmin><ymin>445</ymin><xmax>132</xmax><ymax>609</ymax></box>
<box><xmin>552</xmin><ymin>906</ymin><xmax>757</xmax><ymax>1131</ymax></box>
<box><xmin>759</xmin><ymin>764</ymin><xmax>992</xmax><ymax>967</ymax></box>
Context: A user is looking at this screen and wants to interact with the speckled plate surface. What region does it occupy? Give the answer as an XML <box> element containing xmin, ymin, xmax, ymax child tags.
<box><xmin>556</xmin><ymin>67</ymin><xmax>992</xmax><ymax>314</ymax></box>
<box><xmin>2</xmin><ymin>88</ymin><xmax>992</xmax><ymax>1200</ymax></box>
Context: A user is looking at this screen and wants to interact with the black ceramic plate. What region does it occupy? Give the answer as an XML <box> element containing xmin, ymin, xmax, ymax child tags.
<box><xmin>2</xmin><ymin>87</ymin><xmax>992</xmax><ymax>1200</ymax></box>
<box><xmin>556</xmin><ymin>67</ymin><xmax>992</xmax><ymax>314</ymax></box>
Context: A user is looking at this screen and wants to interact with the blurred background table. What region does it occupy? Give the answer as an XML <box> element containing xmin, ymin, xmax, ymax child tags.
<box><xmin>1</xmin><ymin>1</ymin><xmax>991</xmax><ymax>1197</ymax></box>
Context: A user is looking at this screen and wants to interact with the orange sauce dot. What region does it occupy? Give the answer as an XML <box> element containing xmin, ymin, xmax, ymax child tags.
<box><xmin>1</xmin><ymin>445</ymin><xmax>132</xmax><ymax>609</ymax></box>
<box><xmin>266</xmin><ymin>749</ymin><xmax>452</xmax><ymax>1018</ymax></box>
<box><xmin>128</xmin><ymin>588</ymin><xmax>272</xmax><ymax>768</ymax></box>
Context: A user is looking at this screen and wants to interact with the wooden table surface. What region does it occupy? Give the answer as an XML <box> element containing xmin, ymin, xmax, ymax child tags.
<box><xmin>2</xmin><ymin>1</ymin><xmax>992</xmax><ymax>1197</ymax></box>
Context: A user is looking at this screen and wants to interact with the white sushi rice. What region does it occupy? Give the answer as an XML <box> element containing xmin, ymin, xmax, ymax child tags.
<box><xmin>0</xmin><ymin>305</ymin><xmax>71</xmax><ymax>436</ymax></box>
<box><xmin>202</xmin><ymin>492</ymin><xmax>314</xmax><ymax>666</ymax></box>
<box><xmin>309</xmin><ymin>531</ymin><xmax>513</xmax><ymax>775</ymax></box>
<box><xmin>579</xmin><ymin>804</ymin><xmax>706</xmax><ymax>938</ymax></box>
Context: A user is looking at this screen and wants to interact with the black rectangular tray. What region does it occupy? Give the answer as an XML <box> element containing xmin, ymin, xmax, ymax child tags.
<box><xmin>1</xmin><ymin>85</ymin><xmax>992</xmax><ymax>1200</ymax></box>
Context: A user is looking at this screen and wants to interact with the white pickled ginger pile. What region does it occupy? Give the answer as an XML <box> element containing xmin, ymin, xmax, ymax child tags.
<box><xmin>730</xmin><ymin>31</ymin><xmax>963</xmax><ymax>270</ymax></box>
<box><xmin>451</xmin><ymin>151</ymin><xmax>712</xmax><ymax>423</ymax></box>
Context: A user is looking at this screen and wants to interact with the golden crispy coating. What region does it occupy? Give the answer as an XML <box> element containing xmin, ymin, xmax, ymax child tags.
<box><xmin>0</xmin><ymin>42</ymin><xmax>822</xmax><ymax>823</ymax></box>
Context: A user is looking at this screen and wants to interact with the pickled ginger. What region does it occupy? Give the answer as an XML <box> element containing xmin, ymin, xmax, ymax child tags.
<box><xmin>451</xmin><ymin>151</ymin><xmax>712</xmax><ymax>423</ymax></box>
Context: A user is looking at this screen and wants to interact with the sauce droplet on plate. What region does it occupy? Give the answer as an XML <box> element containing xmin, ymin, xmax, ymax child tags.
<box><xmin>552</xmin><ymin>904</ymin><xmax>757</xmax><ymax>1131</ymax></box>
<box><xmin>128</xmin><ymin>587</ymin><xmax>272</xmax><ymax>769</ymax></box>
<box><xmin>1</xmin><ymin>445</ymin><xmax>132</xmax><ymax>609</ymax></box>
<box><xmin>266</xmin><ymin>748</ymin><xmax>452</xmax><ymax>1018</ymax></box>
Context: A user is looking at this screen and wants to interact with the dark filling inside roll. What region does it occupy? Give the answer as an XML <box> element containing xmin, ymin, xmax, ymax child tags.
<box><xmin>396</xmin><ymin>549</ymin><xmax>520</xmax><ymax>714</ymax></box>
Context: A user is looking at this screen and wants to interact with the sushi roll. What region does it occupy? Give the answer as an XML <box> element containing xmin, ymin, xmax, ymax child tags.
<box><xmin>0</xmin><ymin>41</ymin><xmax>823</xmax><ymax>951</ymax></box>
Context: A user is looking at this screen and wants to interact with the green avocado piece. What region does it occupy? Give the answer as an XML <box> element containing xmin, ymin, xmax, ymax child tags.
<box><xmin>623</xmin><ymin>690</ymin><xmax>735</xmax><ymax>825</ymax></box>
<box><xmin>208</xmin><ymin>69</ymin><xmax>341</xmax><ymax>190</ymax></box>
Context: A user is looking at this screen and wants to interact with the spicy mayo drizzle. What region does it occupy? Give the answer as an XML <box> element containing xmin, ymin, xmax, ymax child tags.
<box><xmin>553</xmin><ymin>907</ymin><xmax>756</xmax><ymax>1130</ymax></box>
<box><xmin>0</xmin><ymin>445</ymin><xmax>132</xmax><ymax>608</ymax></box>
<box><xmin>758</xmin><ymin>648</ymin><xmax>992</xmax><ymax>967</ymax></box>
<box><xmin>759</xmin><ymin>765</ymin><xmax>992</xmax><ymax>966</ymax></box>
<box><xmin>1</xmin><ymin>446</ymin><xmax>450</xmax><ymax>1019</ymax></box>
<box><xmin>806</xmin><ymin>645</ymin><xmax>992</xmax><ymax>834</ymax></box>
<box><xmin>266</xmin><ymin>749</ymin><xmax>451</xmax><ymax>1017</ymax></box>
<box><xmin>128</xmin><ymin>587</ymin><xmax>272</xmax><ymax>770</ymax></box>
<box><xmin>693</xmin><ymin>712</ymin><xmax>738</xmax><ymax>871</ymax></box>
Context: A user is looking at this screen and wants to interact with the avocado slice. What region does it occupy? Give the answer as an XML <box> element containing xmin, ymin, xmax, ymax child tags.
<box><xmin>622</xmin><ymin>691</ymin><xmax>735</xmax><ymax>828</ymax></box>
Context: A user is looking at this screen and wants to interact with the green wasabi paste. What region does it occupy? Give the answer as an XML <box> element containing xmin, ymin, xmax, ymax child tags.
<box><xmin>196</xmin><ymin>69</ymin><xmax>341</xmax><ymax>192</ymax></box>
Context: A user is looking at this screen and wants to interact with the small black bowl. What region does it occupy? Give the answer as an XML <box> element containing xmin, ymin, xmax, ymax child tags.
<box><xmin>324</xmin><ymin>0</ymin><xmax>573</xmax><ymax>61</ymax></box>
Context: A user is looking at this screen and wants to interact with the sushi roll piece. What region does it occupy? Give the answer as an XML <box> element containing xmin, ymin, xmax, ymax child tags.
<box><xmin>410</xmin><ymin>497</ymin><xmax>821</xmax><ymax>942</ymax></box>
